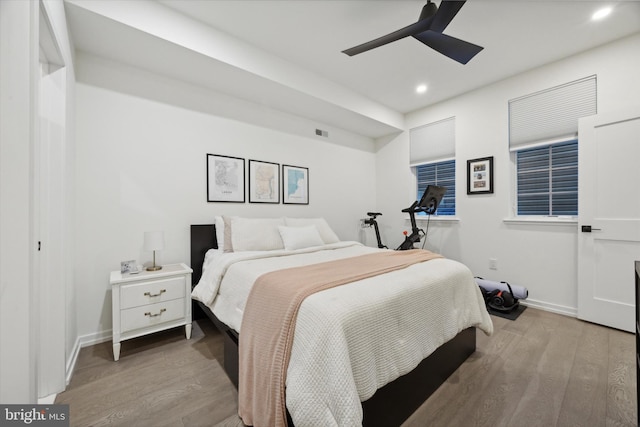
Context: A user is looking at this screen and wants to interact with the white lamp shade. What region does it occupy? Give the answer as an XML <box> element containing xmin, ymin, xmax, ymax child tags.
<box><xmin>144</xmin><ymin>231</ymin><xmax>164</xmax><ymax>251</ymax></box>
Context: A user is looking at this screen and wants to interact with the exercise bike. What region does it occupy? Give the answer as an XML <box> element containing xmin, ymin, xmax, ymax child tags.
<box><xmin>364</xmin><ymin>185</ymin><xmax>447</xmax><ymax>251</ymax></box>
<box><xmin>364</xmin><ymin>212</ymin><xmax>387</xmax><ymax>249</ymax></box>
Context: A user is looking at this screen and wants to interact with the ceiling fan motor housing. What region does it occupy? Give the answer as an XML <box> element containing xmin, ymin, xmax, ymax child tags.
<box><xmin>419</xmin><ymin>1</ymin><xmax>438</xmax><ymax>21</ymax></box>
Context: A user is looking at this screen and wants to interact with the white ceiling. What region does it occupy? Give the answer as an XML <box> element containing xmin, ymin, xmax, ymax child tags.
<box><xmin>64</xmin><ymin>0</ymin><xmax>640</xmax><ymax>140</ymax></box>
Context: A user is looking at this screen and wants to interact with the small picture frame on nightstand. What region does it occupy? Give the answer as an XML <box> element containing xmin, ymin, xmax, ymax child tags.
<box><xmin>120</xmin><ymin>260</ymin><xmax>139</xmax><ymax>274</ymax></box>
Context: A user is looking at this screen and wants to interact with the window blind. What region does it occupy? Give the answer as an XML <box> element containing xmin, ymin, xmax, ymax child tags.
<box><xmin>410</xmin><ymin>117</ymin><xmax>455</xmax><ymax>166</ymax></box>
<box><xmin>516</xmin><ymin>140</ymin><xmax>578</xmax><ymax>215</ymax></box>
<box><xmin>509</xmin><ymin>75</ymin><xmax>596</xmax><ymax>151</ymax></box>
<box><xmin>416</xmin><ymin>160</ymin><xmax>455</xmax><ymax>216</ymax></box>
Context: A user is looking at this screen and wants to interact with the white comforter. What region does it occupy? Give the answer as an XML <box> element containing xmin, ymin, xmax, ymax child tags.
<box><xmin>192</xmin><ymin>242</ymin><xmax>493</xmax><ymax>427</ymax></box>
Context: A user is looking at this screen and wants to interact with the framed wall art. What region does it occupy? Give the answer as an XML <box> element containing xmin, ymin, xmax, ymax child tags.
<box><xmin>282</xmin><ymin>164</ymin><xmax>309</xmax><ymax>205</ymax></box>
<box><xmin>467</xmin><ymin>156</ymin><xmax>494</xmax><ymax>195</ymax></box>
<box><xmin>207</xmin><ymin>154</ymin><xmax>245</xmax><ymax>202</ymax></box>
<box><xmin>249</xmin><ymin>159</ymin><xmax>280</xmax><ymax>204</ymax></box>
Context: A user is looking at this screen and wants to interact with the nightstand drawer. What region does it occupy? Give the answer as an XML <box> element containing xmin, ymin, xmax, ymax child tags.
<box><xmin>120</xmin><ymin>276</ymin><xmax>185</xmax><ymax>309</ymax></box>
<box><xmin>121</xmin><ymin>298</ymin><xmax>185</xmax><ymax>333</ymax></box>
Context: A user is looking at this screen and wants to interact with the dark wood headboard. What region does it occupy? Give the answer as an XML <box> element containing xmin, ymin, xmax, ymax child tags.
<box><xmin>190</xmin><ymin>224</ymin><xmax>217</xmax><ymax>286</ymax></box>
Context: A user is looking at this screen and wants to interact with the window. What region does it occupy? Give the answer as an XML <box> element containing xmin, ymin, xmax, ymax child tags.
<box><xmin>509</xmin><ymin>75</ymin><xmax>596</xmax><ymax>217</ymax></box>
<box><xmin>415</xmin><ymin>160</ymin><xmax>455</xmax><ymax>216</ymax></box>
<box><xmin>516</xmin><ymin>140</ymin><xmax>578</xmax><ymax>216</ymax></box>
<box><xmin>410</xmin><ymin>117</ymin><xmax>456</xmax><ymax>216</ymax></box>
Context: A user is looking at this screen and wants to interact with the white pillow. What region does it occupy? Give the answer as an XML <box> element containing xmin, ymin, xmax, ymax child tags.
<box><xmin>284</xmin><ymin>217</ymin><xmax>340</xmax><ymax>244</ymax></box>
<box><xmin>222</xmin><ymin>215</ymin><xmax>237</xmax><ymax>252</ymax></box>
<box><xmin>278</xmin><ymin>225</ymin><xmax>324</xmax><ymax>251</ymax></box>
<box><xmin>214</xmin><ymin>216</ymin><xmax>225</xmax><ymax>249</ymax></box>
<box><xmin>231</xmin><ymin>217</ymin><xmax>285</xmax><ymax>252</ymax></box>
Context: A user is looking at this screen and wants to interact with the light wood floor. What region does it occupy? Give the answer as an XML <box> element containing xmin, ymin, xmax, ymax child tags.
<box><xmin>56</xmin><ymin>308</ymin><xmax>637</xmax><ymax>426</ymax></box>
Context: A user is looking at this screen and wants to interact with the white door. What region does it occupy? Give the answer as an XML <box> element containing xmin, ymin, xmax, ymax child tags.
<box><xmin>577</xmin><ymin>107</ymin><xmax>640</xmax><ymax>332</ymax></box>
<box><xmin>37</xmin><ymin>6</ymin><xmax>67</xmax><ymax>397</ymax></box>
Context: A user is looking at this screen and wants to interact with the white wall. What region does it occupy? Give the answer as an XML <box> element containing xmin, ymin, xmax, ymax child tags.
<box><xmin>0</xmin><ymin>0</ymin><xmax>39</xmax><ymax>403</ymax></box>
<box><xmin>74</xmin><ymin>59</ymin><xmax>377</xmax><ymax>340</ymax></box>
<box><xmin>375</xmin><ymin>33</ymin><xmax>640</xmax><ymax>316</ymax></box>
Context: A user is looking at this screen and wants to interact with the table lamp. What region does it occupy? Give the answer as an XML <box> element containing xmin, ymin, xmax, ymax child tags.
<box><xmin>144</xmin><ymin>231</ymin><xmax>164</xmax><ymax>271</ymax></box>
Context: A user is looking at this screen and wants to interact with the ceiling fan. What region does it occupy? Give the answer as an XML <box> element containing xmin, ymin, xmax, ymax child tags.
<box><xmin>342</xmin><ymin>0</ymin><xmax>483</xmax><ymax>65</ymax></box>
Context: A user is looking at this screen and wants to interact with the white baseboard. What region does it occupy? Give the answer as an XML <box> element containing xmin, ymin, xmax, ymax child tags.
<box><xmin>65</xmin><ymin>329</ymin><xmax>112</xmax><ymax>386</ymax></box>
<box><xmin>78</xmin><ymin>329</ymin><xmax>113</xmax><ymax>348</ymax></box>
<box><xmin>520</xmin><ymin>298</ymin><xmax>577</xmax><ymax>318</ymax></box>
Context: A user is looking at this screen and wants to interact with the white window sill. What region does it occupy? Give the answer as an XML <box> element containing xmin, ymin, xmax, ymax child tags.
<box><xmin>503</xmin><ymin>216</ymin><xmax>577</xmax><ymax>226</ymax></box>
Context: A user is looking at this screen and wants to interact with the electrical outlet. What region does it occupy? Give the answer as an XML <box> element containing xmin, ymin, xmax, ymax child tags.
<box><xmin>360</xmin><ymin>219</ymin><xmax>367</xmax><ymax>228</ymax></box>
<box><xmin>489</xmin><ymin>258</ymin><xmax>498</xmax><ymax>270</ymax></box>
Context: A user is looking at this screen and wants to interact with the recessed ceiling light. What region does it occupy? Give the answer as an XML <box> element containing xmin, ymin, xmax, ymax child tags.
<box><xmin>416</xmin><ymin>84</ymin><xmax>428</xmax><ymax>94</ymax></box>
<box><xmin>592</xmin><ymin>6</ymin><xmax>612</xmax><ymax>21</ymax></box>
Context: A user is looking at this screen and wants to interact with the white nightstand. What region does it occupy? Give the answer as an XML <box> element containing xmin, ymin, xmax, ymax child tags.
<box><xmin>110</xmin><ymin>263</ymin><xmax>193</xmax><ymax>361</ymax></box>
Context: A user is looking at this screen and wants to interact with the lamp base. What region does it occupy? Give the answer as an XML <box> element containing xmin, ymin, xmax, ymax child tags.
<box><xmin>146</xmin><ymin>265</ymin><xmax>162</xmax><ymax>271</ymax></box>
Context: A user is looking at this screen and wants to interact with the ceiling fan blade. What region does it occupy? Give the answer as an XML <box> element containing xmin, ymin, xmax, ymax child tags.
<box><xmin>412</xmin><ymin>30</ymin><xmax>483</xmax><ymax>64</ymax></box>
<box><xmin>342</xmin><ymin>18</ymin><xmax>434</xmax><ymax>56</ymax></box>
<box><xmin>429</xmin><ymin>1</ymin><xmax>466</xmax><ymax>33</ymax></box>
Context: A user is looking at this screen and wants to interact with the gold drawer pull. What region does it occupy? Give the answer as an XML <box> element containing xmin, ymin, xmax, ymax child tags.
<box><xmin>144</xmin><ymin>308</ymin><xmax>166</xmax><ymax>318</ymax></box>
<box><xmin>144</xmin><ymin>289</ymin><xmax>166</xmax><ymax>297</ymax></box>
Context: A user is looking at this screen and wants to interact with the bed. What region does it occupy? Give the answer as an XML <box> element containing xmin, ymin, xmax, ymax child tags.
<box><xmin>190</xmin><ymin>218</ymin><xmax>492</xmax><ymax>427</ymax></box>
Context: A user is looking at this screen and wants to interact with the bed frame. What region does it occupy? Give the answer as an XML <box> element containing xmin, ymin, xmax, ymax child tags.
<box><xmin>190</xmin><ymin>224</ymin><xmax>476</xmax><ymax>426</ymax></box>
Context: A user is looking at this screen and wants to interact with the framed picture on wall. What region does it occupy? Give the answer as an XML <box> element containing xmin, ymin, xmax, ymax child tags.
<box><xmin>249</xmin><ymin>159</ymin><xmax>280</xmax><ymax>204</ymax></box>
<box><xmin>467</xmin><ymin>156</ymin><xmax>494</xmax><ymax>195</ymax></box>
<box><xmin>282</xmin><ymin>164</ymin><xmax>309</xmax><ymax>205</ymax></box>
<box><xmin>207</xmin><ymin>154</ymin><xmax>245</xmax><ymax>203</ymax></box>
